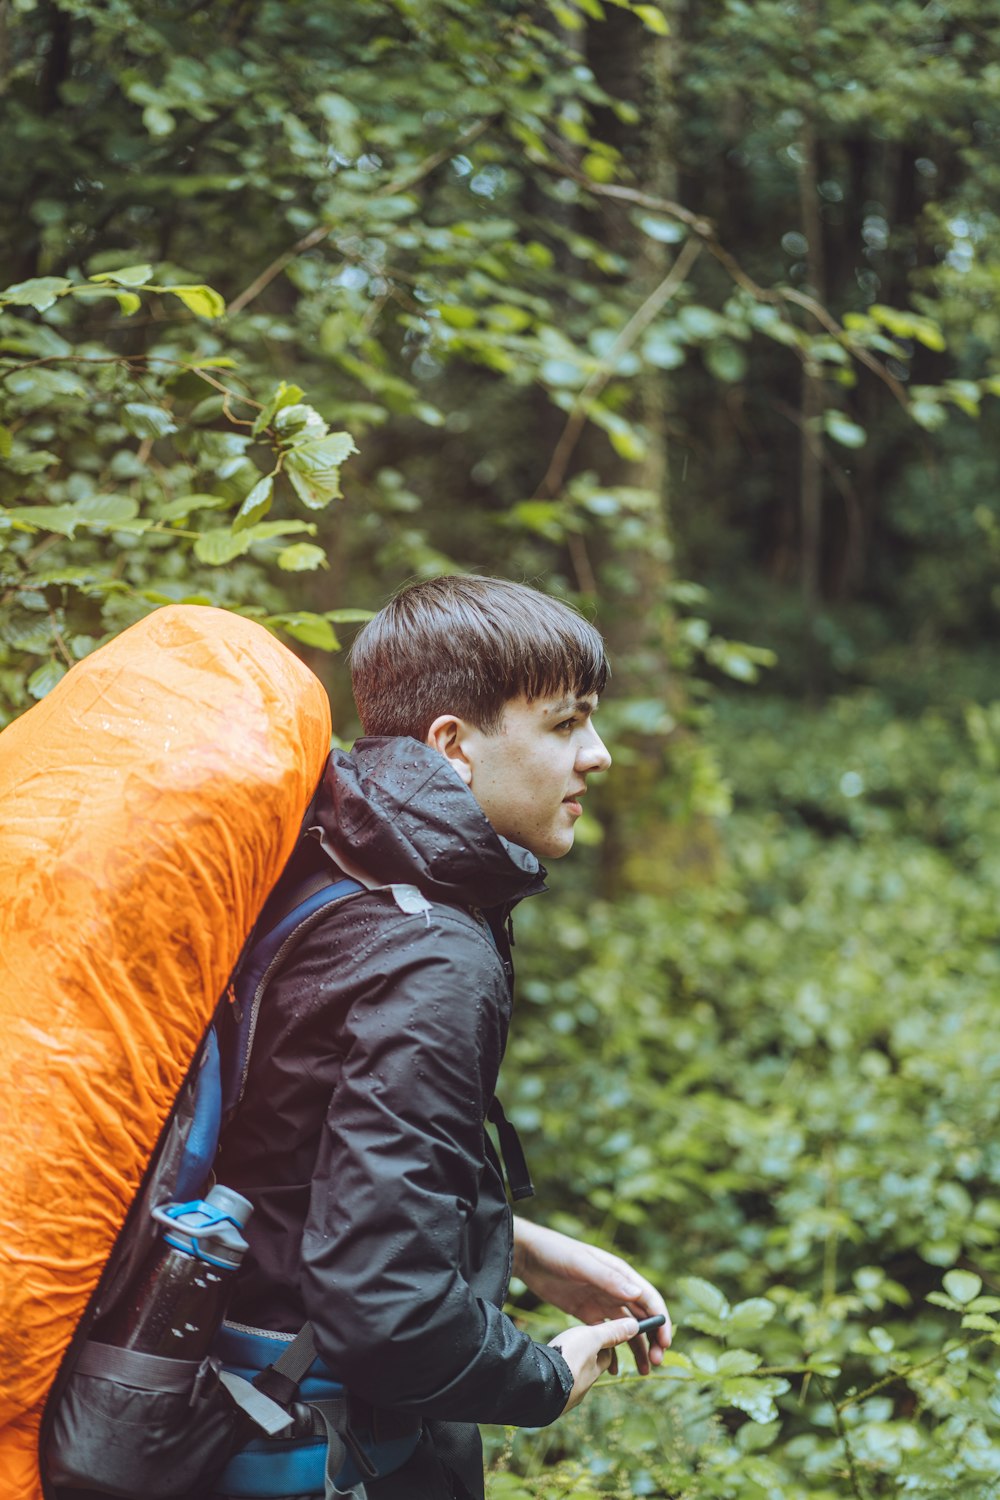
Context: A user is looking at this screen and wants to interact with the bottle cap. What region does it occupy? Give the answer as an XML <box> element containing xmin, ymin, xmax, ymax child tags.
<box><xmin>204</xmin><ymin>1183</ymin><xmax>253</xmax><ymax>1229</ymax></box>
<box><xmin>157</xmin><ymin>1184</ymin><xmax>253</xmax><ymax>1267</ymax></box>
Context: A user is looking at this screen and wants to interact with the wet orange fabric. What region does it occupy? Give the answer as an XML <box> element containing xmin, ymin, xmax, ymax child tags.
<box><xmin>0</xmin><ymin>605</ymin><xmax>332</xmax><ymax>1499</ymax></box>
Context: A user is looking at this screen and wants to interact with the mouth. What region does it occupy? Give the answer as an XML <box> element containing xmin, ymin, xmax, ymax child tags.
<box><xmin>563</xmin><ymin>790</ymin><xmax>585</xmax><ymax>816</ymax></box>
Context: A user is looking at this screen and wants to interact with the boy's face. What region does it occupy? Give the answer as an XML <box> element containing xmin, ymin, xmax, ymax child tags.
<box><xmin>430</xmin><ymin>690</ymin><xmax>611</xmax><ymax>859</ymax></box>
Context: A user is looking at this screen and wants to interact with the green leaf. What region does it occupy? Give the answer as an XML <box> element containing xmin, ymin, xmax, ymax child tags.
<box><xmin>587</xmin><ymin>404</ymin><xmax>647</xmax><ymax>460</ymax></box>
<box><xmin>824</xmin><ymin>411</ymin><xmax>867</xmax><ymax>448</ymax></box>
<box><xmin>27</xmin><ymin>659</ymin><xmax>68</xmax><ymax>700</ymax></box>
<box><xmin>910</xmin><ymin>399</ymin><xmax>948</xmax><ymax>430</ymax></box>
<box><xmin>581</xmin><ymin>152</ymin><xmax>616</xmax><ymax>184</ymax></box>
<box><xmin>943</xmin><ymin>1269</ymin><xmax>983</xmax><ymax>1305</ymax></box>
<box><xmin>6</xmin><ymin>495</ymin><xmax>141</xmax><ymax>537</ymax></box>
<box><xmin>678</xmin><ymin>1276</ymin><xmax>731</xmax><ymax>1319</ymax></box>
<box><xmin>413</xmin><ymin>402</ymin><xmax>445</xmax><ymax>428</ymax></box>
<box><xmin>704</xmin><ymin>340</ymin><xmax>748</xmax><ymax>384</ymax></box>
<box><xmin>116</xmin><ymin>292</ymin><xmax>142</xmax><ymax>316</ymax></box>
<box><xmin>274</xmin><ymin>403</ymin><xmax>328</xmax><ymax>441</ymax></box>
<box><xmin>252</xmin><ymin>382</ymin><xmax>306</xmax><ymax>438</ymax></box>
<box><xmin>269</xmin><ymin>611</ymin><xmax>339</xmax><ymax>649</ymax></box>
<box><xmin>194</xmin><ymin>528</ymin><xmax>253</xmax><ymax>565</ymax></box>
<box><xmin>157</xmin><ymin>493</ymin><xmax>229</xmax><ymax>522</ymax></box>
<box><xmin>0</xmin><ymin>424</ymin><xmax>12</xmax><ymax>460</ymax></box>
<box><xmin>439</xmin><ymin>305</ymin><xmax>479</xmax><ymax>329</ymax></box>
<box><xmin>142</xmin><ymin>104</ymin><xmax>175</xmax><ymax>137</ymax></box>
<box><xmin>1</xmin><ymin>277</ymin><xmax>73</xmax><ymax>311</ymax></box>
<box><xmin>541</xmin><ymin>358</ymin><xmax>586</xmax><ymax>389</ymax></box>
<box><xmin>325</xmin><ymin>609</ymin><xmax>375</xmax><ymax>624</ymax></box>
<box><xmin>961</xmin><ymin>1312</ymin><xmax>999</xmax><ymax>1332</ymax></box>
<box><xmin>486</xmin><ymin>1476</ymin><xmax>533</xmax><ymax>1500</ymax></box>
<box><xmin>719</xmin><ymin>1375</ymin><xmax>790</xmax><ymax>1424</ymax></box>
<box><xmin>89</xmin><ymin>264</ymin><xmax>154</xmax><ymax>287</ymax></box>
<box><xmin>968</xmin><ymin>1295</ymin><xmax>1000</xmax><ymax>1313</ymax></box>
<box><xmin>284</xmin><ymin>432</ymin><xmax>358</xmax><ymax>509</ymax></box>
<box><xmin>642</xmin><ymin>326</ymin><xmax>685</xmax><ymax>370</ymax></box>
<box><xmin>869</xmin><ymin>303</ymin><xmax>946</xmax><ymax>352</ymax></box>
<box><xmin>122</xmin><ymin>403</ymin><xmax>178</xmax><ymax>439</ymax></box>
<box><xmin>716</xmin><ymin>1349</ymin><xmax>763</xmax><ymax>1375</ymax></box>
<box><xmin>167</xmin><ymin>284</ymin><xmax>226</xmax><ymax>318</ymax></box>
<box><xmin>639</xmin><ymin>215</ymin><xmax>685</xmax><ymax>244</ymax></box>
<box><xmin>726</xmin><ymin>1298</ymin><xmax>777</xmax><ymax>1335</ymax></box>
<box><xmin>277</xmin><ymin>542</ymin><xmax>328</xmax><ymax>572</ymax></box>
<box><xmin>634</xmin><ymin>3</ymin><xmax>670</xmax><ymax>34</ymax></box>
<box><xmin>232</xmin><ymin>476</ymin><xmax>274</xmax><ymax>533</ymax></box>
<box><xmin>243</xmin><ymin>520</ymin><xmax>316</xmax><ymax>541</ymax></box>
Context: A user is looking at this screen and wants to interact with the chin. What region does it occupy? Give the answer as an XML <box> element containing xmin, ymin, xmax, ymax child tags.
<box><xmin>534</xmin><ymin>832</ymin><xmax>575</xmax><ymax>860</ymax></box>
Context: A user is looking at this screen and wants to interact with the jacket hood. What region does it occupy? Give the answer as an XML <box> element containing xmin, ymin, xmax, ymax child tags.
<box><xmin>314</xmin><ymin>736</ymin><xmax>546</xmax><ymax>909</ymax></box>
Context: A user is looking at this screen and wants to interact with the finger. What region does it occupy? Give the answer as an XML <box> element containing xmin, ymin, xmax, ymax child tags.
<box><xmin>624</xmin><ymin>1296</ymin><xmax>672</xmax><ymax>1351</ymax></box>
<box><xmin>628</xmin><ymin>1333</ymin><xmax>651</xmax><ymax>1376</ymax></box>
<box><xmin>654</xmin><ymin>1308</ymin><xmax>673</xmax><ymax>1352</ymax></box>
<box><xmin>599</xmin><ymin>1315</ymin><xmax>640</xmax><ymax>1350</ymax></box>
<box><xmin>585</xmin><ymin>1247</ymin><xmax>648</xmax><ymax>1303</ymax></box>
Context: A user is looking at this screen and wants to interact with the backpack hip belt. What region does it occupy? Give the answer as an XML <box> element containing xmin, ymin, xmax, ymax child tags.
<box><xmin>212</xmin><ymin>1321</ymin><xmax>421</xmax><ymax>1500</ymax></box>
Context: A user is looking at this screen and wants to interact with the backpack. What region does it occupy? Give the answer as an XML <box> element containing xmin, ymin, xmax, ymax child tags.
<box><xmin>0</xmin><ymin>605</ymin><xmax>332</xmax><ymax>1500</ymax></box>
<box><xmin>45</xmin><ymin>863</ymin><xmax>423</xmax><ymax>1500</ymax></box>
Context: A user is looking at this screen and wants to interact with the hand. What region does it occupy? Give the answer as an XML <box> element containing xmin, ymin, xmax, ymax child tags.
<box><xmin>549</xmin><ymin>1315</ymin><xmax>640</xmax><ymax>1413</ymax></box>
<box><xmin>513</xmin><ymin>1218</ymin><xmax>671</xmax><ymax>1375</ymax></box>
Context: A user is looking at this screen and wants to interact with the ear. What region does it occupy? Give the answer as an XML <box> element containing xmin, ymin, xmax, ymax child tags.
<box><xmin>425</xmin><ymin>714</ymin><xmax>474</xmax><ymax>786</ymax></box>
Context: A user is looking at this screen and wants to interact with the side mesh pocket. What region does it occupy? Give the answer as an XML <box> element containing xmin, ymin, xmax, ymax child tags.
<box><xmin>46</xmin><ymin>1341</ymin><xmax>243</xmax><ymax>1499</ymax></box>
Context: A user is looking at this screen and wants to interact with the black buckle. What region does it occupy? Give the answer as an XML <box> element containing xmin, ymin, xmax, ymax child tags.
<box><xmin>342</xmin><ymin>1422</ymin><xmax>378</xmax><ymax>1481</ymax></box>
<box><xmin>189</xmin><ymin>1354</ymin><xmax>221</xmax><ymax>1408</ymax></box>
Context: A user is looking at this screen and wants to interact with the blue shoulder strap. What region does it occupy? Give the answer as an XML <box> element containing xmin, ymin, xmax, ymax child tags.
<box><xmin>174</xmin><ymin>876</ymin><xmax>364</xmax><ymax>1200</ymax></box>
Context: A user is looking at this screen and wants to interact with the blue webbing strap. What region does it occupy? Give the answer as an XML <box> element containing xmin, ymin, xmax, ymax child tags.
<box><xmin>174</xmin><ymin>1026</ymin><xmax>223</xmax><ymax>1201</ymax></box>
<box><xmin>219</xmin><ymin>876</ymin><xmax>365</xmax><ymax>1121</ymax></box>
<box><xmin>175</xmin><ymin>878</ymin><xmax>365</xmax><ymax>1202</ymax></box>
<box><xmin>215</xmin><ymin>1324</ymin><xmax>420</xmax><ymax>1499</ymax></box>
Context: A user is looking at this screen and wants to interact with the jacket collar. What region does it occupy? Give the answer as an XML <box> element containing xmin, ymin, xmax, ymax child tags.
<box><xmin>314</xmin><ymin>737</ymin><xmax>547</xmax><ymax>911</ymax></box>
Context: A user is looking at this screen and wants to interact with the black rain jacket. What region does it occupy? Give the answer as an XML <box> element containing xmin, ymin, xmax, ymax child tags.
<box><xmin>215</xmin><ymin>737</ymin><xmax>573</xmax><ymax>1497</ymax></box>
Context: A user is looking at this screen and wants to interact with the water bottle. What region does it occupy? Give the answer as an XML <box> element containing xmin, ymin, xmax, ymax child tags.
<box><xmin>99</xmin><ymin>1183</ymin><xmax>253</xmax><ymax>1359</ymax></box>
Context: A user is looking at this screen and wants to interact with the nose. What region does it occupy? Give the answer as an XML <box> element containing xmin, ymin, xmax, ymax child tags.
<box><xmin>578</xmin><ymin>722</ymin><xmax>612</xmax><ymax>774</ymax></box>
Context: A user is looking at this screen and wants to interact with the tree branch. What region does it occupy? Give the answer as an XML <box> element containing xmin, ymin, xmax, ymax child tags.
<box><xmin>0</xmin><ymin>352</ymin><xmax>261</xmax><ymax>410</ymax></box>
<box><xmin>227</xmin><ymin>116</ymin><xmax>497</xmax><ymax>318</ymax></box>
<box><xmin>536</xmin><ymin>236</ymin><xmax>703</xmax><ymax>500</ymax></box>
<box><xmin>539</xmin><ymin>148</ymin><xmax>909</xmax><ymax>410</ymax></box>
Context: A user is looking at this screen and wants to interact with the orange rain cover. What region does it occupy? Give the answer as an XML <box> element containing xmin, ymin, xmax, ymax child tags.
<box><xmin>0</xmin><ymin>605</ymin><xmax>332</xmax><ymax>1499</ymax></box>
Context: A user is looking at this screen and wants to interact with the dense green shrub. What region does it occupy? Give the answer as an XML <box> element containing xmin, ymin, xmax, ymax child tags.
<box><xmin>490</xmin><ymin>691</ymin><xmax>1000</xmax><ymax>1497</ymax></box>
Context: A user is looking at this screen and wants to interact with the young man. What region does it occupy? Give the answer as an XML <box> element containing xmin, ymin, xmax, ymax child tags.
<box><xmin>215</xmin><ymin>575</ymin><xmax>670</xmax><ymax>1500</ymax></box>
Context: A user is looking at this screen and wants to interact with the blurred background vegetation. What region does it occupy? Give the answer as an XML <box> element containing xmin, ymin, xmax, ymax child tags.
<box><xmin>4</xmin><ymin>0</ymin><xmax>1000</xmax><ymax>1493</ymax></box>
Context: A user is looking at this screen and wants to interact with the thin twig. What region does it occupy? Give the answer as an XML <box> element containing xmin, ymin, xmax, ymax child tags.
<box><xmin>773</xmin><ymin>396</ymin><xmax>865</xmax><ymax>578</ymax></box>
<box><xmin>540</xmin><ymin>147</ymin><xmax>909</xmax><ymax>410</ymax></box>
<box><xmin>536</xmin><ymin>236</ymin><xmax>703</xmax><ymax>500</ymax></box>
<box><xmin>0</xmin><ymin>352</ymin><xmax>261</xmax><ymax>410</ymax></box>
<box><xmin>227</xmin><ymin>116</ymin><xmax>497</xmax><ymax>318</ymax></box>
<box><xmin>820</xmin><ymin>1375</ymin><xmax>869</xmax><ymax>1500</ymax></box>
<box><xmin>837</xmin><ymin>1331</ymin><xmax>995</xmax><ymax>1413</ymax></box>
<box><xmin>46</xmin><ymin>605</ymin><xmax>73</xmax><ymax>667</ymax></box>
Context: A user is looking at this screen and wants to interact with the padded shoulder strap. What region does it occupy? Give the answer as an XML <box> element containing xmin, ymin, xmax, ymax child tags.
<box><xmin>219</xmin><ymin>873</ymin><xmax>365</xmax><ymax>1121</ymax></box>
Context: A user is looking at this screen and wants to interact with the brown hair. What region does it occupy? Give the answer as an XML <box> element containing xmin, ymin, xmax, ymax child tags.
<box><xmin>350</xmin><ymin>574</ymin><xmax>609</xmax><ymax>740</ymax></box>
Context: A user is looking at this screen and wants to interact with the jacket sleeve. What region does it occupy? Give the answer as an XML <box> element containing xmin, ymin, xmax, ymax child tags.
<box><xmin>298</xmin><ymin>892</ymin><xmax>573</xmax><ymax>1426</ymax></box>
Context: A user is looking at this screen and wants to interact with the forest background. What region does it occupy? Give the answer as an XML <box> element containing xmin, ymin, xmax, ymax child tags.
<box><xmin>3</xmin><ymin>1</ymin><xmax>1000</xmax><ymax>1495</ymax></box>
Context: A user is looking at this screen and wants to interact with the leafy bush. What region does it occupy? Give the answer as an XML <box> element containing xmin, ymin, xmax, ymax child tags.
<box><xmin>490</xmin><ymin>692</ymin><xmax>1000</xmax><ymax>1497</ymax></box>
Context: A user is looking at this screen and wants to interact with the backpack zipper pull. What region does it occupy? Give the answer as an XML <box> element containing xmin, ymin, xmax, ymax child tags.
<box><xmin>225</xmin><ymin>980</ymin><xmax>242</xmax><ymax>1024</ymax></box>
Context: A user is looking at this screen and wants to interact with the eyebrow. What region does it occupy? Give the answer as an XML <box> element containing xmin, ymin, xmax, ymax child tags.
<box><xmin>545</xmin><ymin>696</ymin><xmax>597</xmax><ymax>718</ymax></box>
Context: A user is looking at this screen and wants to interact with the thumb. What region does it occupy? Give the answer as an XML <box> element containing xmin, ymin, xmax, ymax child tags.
<box><xmin>600</xmin><ymin>1315</ymin><xmax>639</xmax><ymax>1350</ymax></box>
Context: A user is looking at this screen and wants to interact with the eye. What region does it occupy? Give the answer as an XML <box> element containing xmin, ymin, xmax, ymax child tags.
<box><xmin>555</xmin><ymin>717</ymin><xmax>577</xmax><ymax>732</ymax></box>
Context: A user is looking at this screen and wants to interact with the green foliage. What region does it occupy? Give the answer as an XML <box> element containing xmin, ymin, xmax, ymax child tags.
<box><xmin>492</xmin><ymin>691</ymin><xmax>1000</xmax><ymax>1495</ymax></box>
<box><xmin>6</xmin><ymin>2</ymin><xmax>1000</xmax><ymax>1489</ymax></box>
<box><xmin>0</xmin><ymin>267</ymin><xmax>357</xmax><ymax>722</ymax></box>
